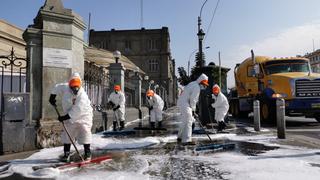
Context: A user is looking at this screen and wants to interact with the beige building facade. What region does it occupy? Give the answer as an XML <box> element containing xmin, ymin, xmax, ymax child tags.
<box><xmin>0</xmin><ymin>19</ymin><xmax>26</xmax><ymax>58</ymax></box>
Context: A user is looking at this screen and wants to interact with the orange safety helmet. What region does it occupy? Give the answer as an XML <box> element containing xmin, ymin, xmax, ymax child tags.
<box><xmin>200</xmin><ymin>79</ymin><xmax>209</xmax><ymax>86</ymax></box>
<box><xmin>212</xmin><ymin>85</ymin><xmax>220</xmax><ymax>95</ymax></box>
<box><xmin>146</xmin><ymin>90</ymin><xmax>154</xmax><ymax>97</ymax></box>
<box><xmin>69</xmin><ymin>77</ymin><xmax>81</xmax><ymax>87</ymax></box>
<box><xmin>114</xmin><ymin>85</ymin><xmax>121</xmax><ymax>91</ymax></box>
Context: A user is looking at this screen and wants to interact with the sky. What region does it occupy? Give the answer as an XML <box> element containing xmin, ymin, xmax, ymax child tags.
<box><xmin>2</xmin><ymin>0</ymin><xmax>320</xmax><ymax>87</ymax></box>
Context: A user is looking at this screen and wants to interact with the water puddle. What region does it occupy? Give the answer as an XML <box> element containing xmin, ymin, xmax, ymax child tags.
<box><xmin>309</xmin><ymin>163</ymin><xmax>320</xmax><ymax>168</ymax></box>
<box><xmin>64</xmin><ymin>139</ymin><xmax>279</xmax><ymax>179</ymax></box>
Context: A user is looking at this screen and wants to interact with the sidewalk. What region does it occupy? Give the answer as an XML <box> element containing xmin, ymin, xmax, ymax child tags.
<box><xmin>0</xmin><ymin>150</ymin><xmax>39</xmax><ymax>162</ymax></box>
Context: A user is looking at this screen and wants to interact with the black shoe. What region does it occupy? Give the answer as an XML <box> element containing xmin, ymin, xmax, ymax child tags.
<box><xmin>217</xmin><ymin>121</ymin><xmax>226</xmax><ymax>132</ymax></box>
<box><xmin>177</xmin><ymin>138</ymin><xmax>182</xmax><ymax>143</ymax></box>
<box><xmin>150</xmin><ymin>122</ymin><xmax>155</xmax><ymax>129</ymax></box>
<box><xmin>119</xmin><ymin>121</ymin><xmax>125</xmax><ymax>131</ymax></box>
<box><xmin>113</xmin><ymin>122</ymin><xmax>118</xmax><ymax>131</ymax></box>
<box><xmin>61</xmin><ymin>152</ymin><xmax>71</xmax><ymax>162</ymax></box>
<box><xmin>182</xmin><ymin>141</ymin><xmax>196</xmax><ymax>146</ymax></box>
<box><xmin>84</xmin><ymin>152</ymin><xmax>92</xmax><ymax>161</ymax></box>
<box><xmin>158</xmin><ymin>121</ymin><xmax>162</xmax><ymax>128</ymax></box>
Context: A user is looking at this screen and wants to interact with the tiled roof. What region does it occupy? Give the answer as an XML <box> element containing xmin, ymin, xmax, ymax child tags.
<box><xmin>84</xmin><ymin>46</ymin><xmax>145</xmax><ymax>74</ymax></box>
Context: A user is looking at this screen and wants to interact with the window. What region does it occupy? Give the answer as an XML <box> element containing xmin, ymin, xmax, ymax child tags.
<box><xmin>247</xmin><ymin>65</ymin><xmax>255</xmax><ymax>77</ymax></box>
<box><xmin>264</xmin><ymin>60</ymin><xmax>310</xmax><ymax>75</ymax></box>
<box><xmin>125</xmin><ymin>40</ymin><xmax>131</xmax><ymax>51</ymax></box>
<box><xmin>100</xmin><ymin>41</ymin><xmax>108</xmax><ymax>49</ymax></box>
<box><xmin>149</xmin><ymin>59</ymin><xmax>159</xmax><ymax>72</ymax></box>
<box><xmin>147</xmin><ymin>39</ymin><xmax>158</xmax><ymax>50</ymax></box>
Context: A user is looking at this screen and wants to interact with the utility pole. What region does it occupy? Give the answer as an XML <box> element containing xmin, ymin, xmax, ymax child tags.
<box><xmin>219</xmin><ymin>51</ymin><xmax>221</xmax><ymax>88</ymax></box>
<box><xmin>88</xmin><ymin>13</ymin><xmax>91</xmax><ymax>44</ymax></box>
<box><xmin>140</xmin><ymin>0</ymin><xmax>144</xmax><ymax>28</ymax></box>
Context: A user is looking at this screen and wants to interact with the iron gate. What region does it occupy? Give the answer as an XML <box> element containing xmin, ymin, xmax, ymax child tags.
<box><xmin>0</xmin><ymin>47</ymin><xmax>28</xmax><ymax>154</ymax></box>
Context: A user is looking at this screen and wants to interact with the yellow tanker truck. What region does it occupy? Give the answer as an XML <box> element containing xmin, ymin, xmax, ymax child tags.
<box><xmin>229</xmin><ymin>51</ymin><xmax>320</xmax><ymax>122</ymax></box>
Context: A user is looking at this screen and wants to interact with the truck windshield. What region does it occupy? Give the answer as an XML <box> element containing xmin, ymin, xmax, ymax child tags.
<box><xmin>263</xmin><ymin>60</ymin><xmax>310</xmax><ymax>75</ymax></box>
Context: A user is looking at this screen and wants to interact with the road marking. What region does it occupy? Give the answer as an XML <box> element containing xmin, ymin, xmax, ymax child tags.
<box><xmin>286</xmin><ymin>129</ymin><xmax>320</xmax><ymax>132</ymax></box>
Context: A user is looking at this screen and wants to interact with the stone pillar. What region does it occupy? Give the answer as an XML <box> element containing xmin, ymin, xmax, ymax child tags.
<box><xmin>108</xmin><ymin>63</ymin><xmax>125</xmax><ymax>92</ymax></box>
<box><xmin>23</xmin><ymin>0</ymin><xmax>86</xmax><ymax>147</ymax></box>
<box><xmin>132</xmin><ymin>74</ymin><xmax>142</xmax><ymax>109</ymax></box>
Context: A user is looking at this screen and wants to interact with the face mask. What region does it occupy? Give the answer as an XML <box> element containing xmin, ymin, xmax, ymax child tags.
<box><xmin>147</xmin><ymin>96</ymin><xmax>151</xmax><ymax>100</ymax></box>
<box><xmin>200</xmin><ymin>84</ymin><xmax>206</xmax><ymax>90</ymax></box>
<box><xmin>115</xmin><ymin>91</ymin><xmax>118</xmax><ymax>94</ymax></box>
<box><xmin>71</xmin><ymin>87</ymin><xmax>80</xmax><ymax>95</ymax></box>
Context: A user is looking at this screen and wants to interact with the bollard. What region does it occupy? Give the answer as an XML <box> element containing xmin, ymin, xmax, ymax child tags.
<box><xmin>138</xmin><ymin>108</ymin><xmax>143</xmax><ymax>127</ymax></box>
<box><xmin>253</xmin><ymin>100</ymin><xmax>261</xmax><ymax>131</ymax></box>
<box><xmin>276</xmin><ymin>98</ymin><xmax>286</xmax><ymax>139</ymax></box>
<box><xmin>102</xmin><ymin>111</ymin><xmax>108</xmax><ymax>131</ymax></box>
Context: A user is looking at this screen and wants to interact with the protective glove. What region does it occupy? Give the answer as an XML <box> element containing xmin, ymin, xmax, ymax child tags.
<box><xmin>49</xmin><ymin>94</ymin><xmax>57</xmax><ymax>107</ymax></box>
<box><xmin>108</xmin><ymin>101</ymin><xmax>115</xmax><ymax>107</ymax></box>
<box><xmin>192</xmin><ymin>111</ymin><xmax>198</xmax><ymax>118</ymax></box>
<box><xmin>58</xmin><ymin>114</ymin><xmax>70</xmax><ymax>122</ymax></box>
<box><xmin>149</xmin><ymin>106</ymin><xmax>153</xmax><ymax>111</ymax></box>
<box><xmin>113</xmin><ymin>105</ymin><xmax>120</xmax><ymax>111</ymax></box>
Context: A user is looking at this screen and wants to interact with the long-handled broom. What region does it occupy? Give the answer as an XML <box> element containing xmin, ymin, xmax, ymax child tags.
<box><xmin>52</xmin><ymin>105</ymin><xmax>84</xmax><ymax>162</ymax></box>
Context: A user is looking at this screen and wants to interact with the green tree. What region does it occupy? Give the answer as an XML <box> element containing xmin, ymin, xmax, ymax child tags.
<box><xmin>194</xmin><ymin>52</ymin><xmax>205</xmax><ymax>68</ymax></box>
<box><xmin>177</xmin><ymin>67</ymin><xmax>191</xmax><ymax>86</ymax></box>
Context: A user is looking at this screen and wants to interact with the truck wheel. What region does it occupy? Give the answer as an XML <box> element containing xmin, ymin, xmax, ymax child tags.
<box><xmin>232</xmin><ymin>101</ymin><xmax>248</xmax><ymax>118</ymax></box>
<box><xmin>260</xmin><ymin>99</ymin><xmax>276</xmax><ymax>123</ymax></box>
<box><xmin>232</xmin><ymin>101</ymin><xmax>239</xmax><ymax>117</ymax></box>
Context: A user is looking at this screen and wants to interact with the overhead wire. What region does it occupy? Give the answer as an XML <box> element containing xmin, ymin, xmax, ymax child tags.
<box><xmin>204</xmin><ymin>0</ymin><xmax>221</xmax><ymax>42</ymax></box>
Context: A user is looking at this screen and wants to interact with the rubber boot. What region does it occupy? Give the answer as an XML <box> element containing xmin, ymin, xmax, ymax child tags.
<box><xmin>61</xmin><ymin>144</ymin><xmax>71</xmax><ymax>162</ymax></box>
<box><xmin>113</xmin><ymin>121</ymin><xmax>118</xmax><ymax>131</ymax></box>
<box><xmin>84</xmin><ymin>144</ymin><xmax>91</xmax><ymax>161</ymax></box>
<box><xmin>150</xmin><ymin>122</ymin><xmax>156</xmax><ymax>129</ymax></box>
<box><xmin>119</xmin><ymin>121</ymin><xmax>125</xmax><ymax>131</ymax></box>
<box><xmin>217</xmin><ymin>121</ymin><xmax>226</xmax><ymax>132</ymax></box>
<box><xmin>157</xmin><ymin>121</ymin><xmax>162</xmax><ymax>128</ymax></box>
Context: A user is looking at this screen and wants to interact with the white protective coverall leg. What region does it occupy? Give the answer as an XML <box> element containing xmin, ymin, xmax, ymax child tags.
<box><xmin>149</xmin><ymin>94</ymin><xmax>164</xmax><ymax>123</ymax></box>
<box><xmin>177</xmin><ymin>107</ymin><xmax>194</xmax><ymax>142</ymax></box>
<box><xmin>177</xmin><ymin>73</ymin><xmax>208</xmax><ymax>143</ymax></box>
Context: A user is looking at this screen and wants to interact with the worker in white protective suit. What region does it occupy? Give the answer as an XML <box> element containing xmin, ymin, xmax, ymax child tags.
<box><xmin>146</xmin><ymin>90</ymin><xmax>164</xmax><ymax>128</ymax></box>
<box><xmin>108</xmin><ymin>85</ymin><xmax>126</xmax><ymax>131</ymax></box>
<box><xmin>49</xmin><ymin>73</ymin><xmax>93</xmax><ymax>162</ymax></box>
<box><xmin>211</xmin><ymin>84</ymin><xmax>229</xmax><ymax>132</ymax></box>
<box><xmin>177</xmin><ymin>73</ymin><xmax>209</xmax><ymax>145</ymax></box>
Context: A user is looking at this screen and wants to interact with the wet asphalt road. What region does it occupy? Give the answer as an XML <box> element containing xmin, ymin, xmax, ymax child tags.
<box><xmin>2</xmin><ymin>107</ymin><xmax>315</xmax><ymax>180</ymax></box>
<box><xmin>235</xmin><ymin>115</ymin><xmax>320</xmax><ymax>148</ymax></box>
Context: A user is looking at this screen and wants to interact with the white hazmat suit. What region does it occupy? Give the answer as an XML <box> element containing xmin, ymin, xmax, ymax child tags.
<box><xmin>51</xmin><ymin>82</ymin><xmax>93</xmax><ymax>145</ymax></box>
<box><xmin>108</xmin><ymin>91</ymin><xmax>126</xmax><ymax>122</ymax></box>
<box><xmin>177</xmin><ymin>73</ymin><xmax>208</xmax><ymax>143</ymax></box>
<box><xmin>147</xmin><ymin>93</ymin><xmax>164</xmax><ymax>123</ymax></box>
<box><xmin>211</xmin><ymin>86</ymin><xmax>229</xmax><ymax>122</ymax></box>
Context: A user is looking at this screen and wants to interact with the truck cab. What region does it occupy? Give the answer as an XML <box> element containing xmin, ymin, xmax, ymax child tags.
<box><xmin>229</xmin><ymin>55</ymin><xmax>320</xmax><ymax>122</ymax></box>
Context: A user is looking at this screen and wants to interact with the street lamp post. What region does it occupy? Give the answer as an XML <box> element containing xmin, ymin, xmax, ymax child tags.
<box><xmin>113</xmin><ymin>50</ymin><xmax>121</xmax><ymax>63</ymax></box>
<box><xmin>197</xmin><ymin>0</ymin><xmax>208</xmax><ymax>67</ymax></box>
<box><xmin>148</xmin><ymin>80</ymin><xmax>154</xmax><ymax>90</ymax></box>
<box><xmin>154</xmin><ymin>84</ymin><xmax>159</xmax><ymax>93</ymax></box>
<box><xmin>197</xmin><ymin>29</ymin><xmax>205</xmax><ymax>67</ymax></box>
